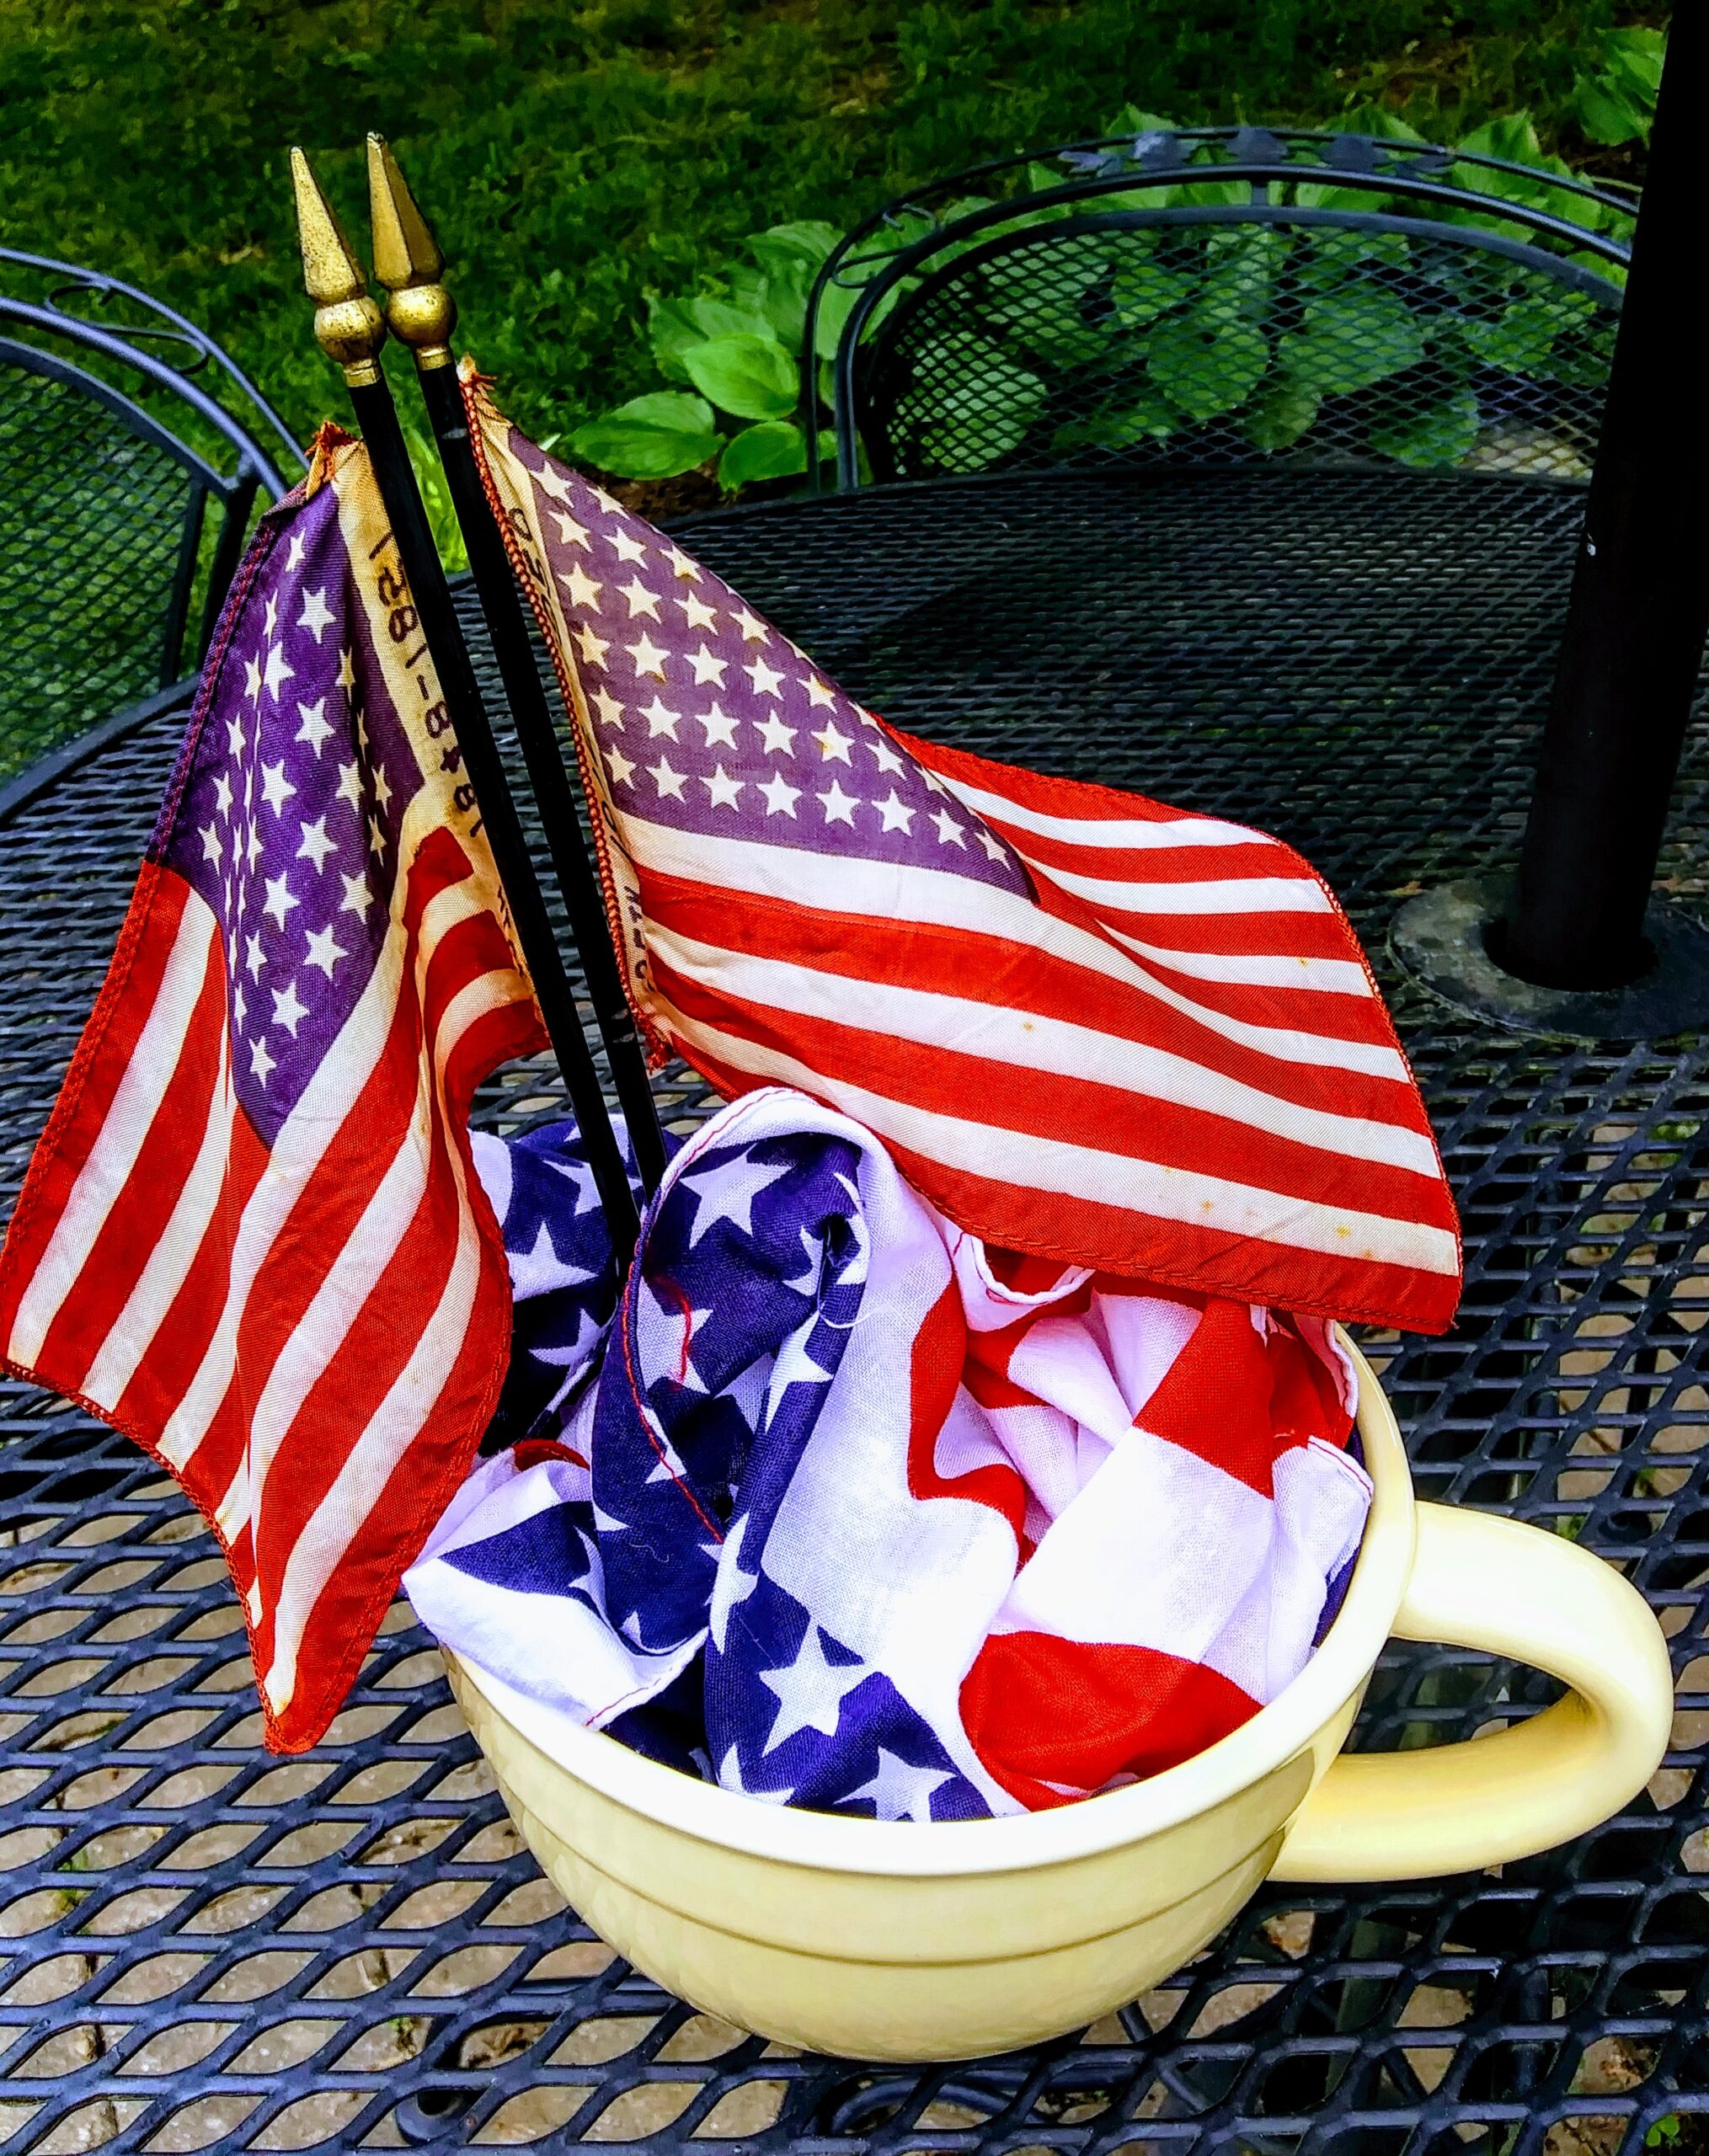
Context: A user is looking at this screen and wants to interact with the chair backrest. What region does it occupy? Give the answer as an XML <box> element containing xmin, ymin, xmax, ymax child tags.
<box><xmin>0</xmin><ymin>253</ymin><xmax>303</xmax><ymax>783</ymax></box>
<box><xmin>809</xmin><ymin>127</ymin><xmax>1633</xmax><ymax>491</ymax></box>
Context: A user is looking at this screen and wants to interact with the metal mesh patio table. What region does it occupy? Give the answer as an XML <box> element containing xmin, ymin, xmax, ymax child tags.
<box><xmin>3</xmin><ymin>464</ymin><xmax>1706</xmax><ymax>2155</ymax></box>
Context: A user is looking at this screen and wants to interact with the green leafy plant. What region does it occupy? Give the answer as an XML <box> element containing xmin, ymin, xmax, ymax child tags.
<box><xmin>1570</xmin><ymin>27</ymin><xmax>1667</xmax><ymax>147</ymax></box>
<box><xmin>882</xmin><ymin>99</ymin><xmax>1637</xmax><ymax>482</ymax></box>
<box><xmin>570</xmin><ymin>220</ymin><xmax>845</xmax><ymax>493</ymax></box>
<box><xmin>563</xmin><ymin>40</ymin><xmax>1658</xmax><ymax>499</ymax></box>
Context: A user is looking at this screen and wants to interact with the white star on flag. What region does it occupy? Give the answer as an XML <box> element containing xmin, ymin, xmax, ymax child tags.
<box><xmin>757</xmin><ymin>1623</ymin><xmax>870</xmax><ymax>1753</ymax></box>
<box><xmin>846</xmin><ymin>1748</ymin><xmax>953</xmax><ymax>1822</ymax></box>
<box><xmin>708</xmin><ymin>1513</ymin><xmax>761</xmax><ymax>1654</ymax></box>
<box><xmin>698</xmin><ymin>704</ymin><xmax>740</xmax><ymax>749</ymax></box>
<box><xmin>506</xmin><ymin>1220</ymin><xmax>596</xmax><ymax>1300</ymax></box>
<box><xmin>262</xmin><ymin>642</ymin><xmax>294</xmax><ymax>702</ymax></box>
<box><xmin>296</xmin><ymin>816</ymin><xmax>336</xmax><ymax>873</ymax></box>
<box><xmin>678</xmin><ymin>1146</ymin><xmax>793</xmax><ymax>1245</ymax></box>
<box><xmin>297</xmin><ymin>588</ymin><xmax>335</xmax><ymax>643</ymax></box>
<box><xmin>295</xmin><ymin>700</ymin><xmax>332</xmax><ymax>757</ymax></box>
<box><xmin>767</xmin><ymin>1321</ymin><xmax>835</xmax><ymax>1405</ymax></box>
<box><xmin>561</xmin><ymin>563</ymin><xmax>602</xmax><ymax>610</ymax></box>
<box><xmin>270</xmin><ymin>979</ymin><xmax>309</xmax><ymax>1039</ymax></box>
<box><xmin>760</xmin><ymin>772</ymin><xmax>799</xmax><ymax>817</ymax></box>
<box><xmin>687</xmin><ymin>646</ymin><xmax>728</xmax><ymax>687</ymax></box>
<box><xmin>628</xmin><ymin>632</ymin><xmax>668</xmax><ymax>680</ymax></box>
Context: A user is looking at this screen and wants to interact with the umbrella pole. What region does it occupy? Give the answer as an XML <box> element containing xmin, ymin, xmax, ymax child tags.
<box><xmin>1501</xmin><ymin>9</ymin><xmax>1709</xmax><ymax>990</ymax></box>
<box><xmin>290</xmin><ymin>148</ymin><xmax>640</xmax><ymax>1258</ymax></box>
<box><xmin>362</xmin><ymin>135</ymin><xmax>667</xmax><ymax>1195</ymax></box>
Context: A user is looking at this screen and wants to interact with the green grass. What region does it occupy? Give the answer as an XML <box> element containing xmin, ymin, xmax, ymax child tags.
<box><xmin>0</xmin><ymin>0</ymin><xmax>1669</xmax><ymax>453</ymax></box>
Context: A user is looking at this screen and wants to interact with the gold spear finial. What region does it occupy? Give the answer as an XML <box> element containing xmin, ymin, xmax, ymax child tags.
<box><xmin>291</xmin><ymin>147</ymin><xmax>387</xmax><ymax>386</ymax></box>
<box><xmin>366</xmin><ymin>135</ymin><xmax>457</xmax><ymax>370</ymax></box>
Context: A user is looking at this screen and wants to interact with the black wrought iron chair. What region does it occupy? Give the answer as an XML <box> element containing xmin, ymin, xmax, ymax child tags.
<box><xmin>0</xmin><ymin>252</ymin><xmax>305</xmax><ymax>799</ymax></box>
<box><xmin>805</xmin><ymin>126</ymin><xmax>1635</xmax><ymax>492</ymax></box>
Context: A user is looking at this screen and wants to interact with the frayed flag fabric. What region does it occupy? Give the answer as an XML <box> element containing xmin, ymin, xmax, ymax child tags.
<box><xmin>407</xmin><ymin>1086</ymin><xmax>1372</xmax><ymax>1818</ymax></box>
<box><xmin>0</xmin><ymin>430</ymin><xmax>547</xmax><ymax>1751</ymax></box>
<box><xmin>465</xmin><ymin>371</ymin><xmax>1461</xmax><ymax>1336</ymax></box>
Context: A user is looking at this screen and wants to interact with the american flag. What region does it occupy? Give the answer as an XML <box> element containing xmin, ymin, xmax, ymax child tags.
<box><xmin>408</xmin><ymin>1086</ymin><xmax>1375</xmax><ymax>1818</ymax></box>
<box><xmin>0</xmin><ymin>430</ymin><xmax>546</xmax><ymax>1751</ymax></box>
<box><xmin>467</xmin><ymin>378</ymin><xmax>1461</xmax><ymax>1334</ymax></box>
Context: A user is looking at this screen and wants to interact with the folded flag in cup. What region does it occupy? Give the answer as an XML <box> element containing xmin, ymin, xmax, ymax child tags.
<box><xmin>406</xmin><ymin>1085</ymin><xmax>1372</xmax><ymax>1817</ymax></box>
<box><xmin>466</xmin><ymin>371</ymin><xmax>1461</xmax><ymax>1336</ymax></box>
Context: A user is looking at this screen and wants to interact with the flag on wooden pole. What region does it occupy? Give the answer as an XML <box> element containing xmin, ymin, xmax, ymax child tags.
<box><xmin>465</xmin><ymin>374</ymin><xmax>1461</xmax><ymax>1333</ymax></box>
<box><xmin>0</xmin><ymin>432</ymin><xmax>547</xmax><ymax>1749</ymax></box>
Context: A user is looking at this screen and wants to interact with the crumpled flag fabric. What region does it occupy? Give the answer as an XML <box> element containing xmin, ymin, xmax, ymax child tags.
<box><xmin>406</xmin><ymin>1086</ymin><xmax>1372</xmax><ymax>1819</ymax></box>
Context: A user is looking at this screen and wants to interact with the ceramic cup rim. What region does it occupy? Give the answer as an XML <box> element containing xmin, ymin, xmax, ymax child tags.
<box><xmin>451</xmin><ymin>1331</ymin><xmax>1415</xmax><ymax>1880</ymax></box>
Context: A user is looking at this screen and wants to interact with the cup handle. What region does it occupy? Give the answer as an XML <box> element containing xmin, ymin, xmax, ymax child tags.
<box><xmin>1271</xmin><ymin>1500</ymin><xmax>1675</xmax><ymax>1882</ymax></box>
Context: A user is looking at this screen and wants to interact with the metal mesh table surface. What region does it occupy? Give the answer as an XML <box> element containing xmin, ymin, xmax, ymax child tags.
<box><xmin>3</xmin><ymin>466</ymin><xmax>1707</xmax><ymax>2154</ymax></box>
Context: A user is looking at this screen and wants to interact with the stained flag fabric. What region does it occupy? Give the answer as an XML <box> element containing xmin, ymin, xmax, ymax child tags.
<box><xmin>407</xmin><ymin>1085</ymin><xmax>1373</xmax><ymax>1817</ymax></box>
<box><xmin>0</xmin><ymin>430</ymin><xmax>547</xmax><ymax>1752</ymax></box>
<box><xmin>465</xmin><ymin>375</ymin><xmax>1461</xmax><ymax>1335</ymax></box>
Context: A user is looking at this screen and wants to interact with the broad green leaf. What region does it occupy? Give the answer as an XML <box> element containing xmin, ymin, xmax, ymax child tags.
<box><xmin>1244</xmin><ymin>376</ymin><xmax>1320</xmax><ymax>453</ymax></box>
<box><xmin>1156</xmin><ymin>164</ymin><xmax>1246</xmax><ymax>210</ymax></box>
<box><xmin>747</xmin><ymin>224</ymin><xmax>843</xmax><ymax>349</ymax></box>
<box><xmin>1459</xmin><ymin>296</ymin><xmax>1562</xmax><ymax>373</ymax></box>
<box><xmin>749</xmin><ymin>221</ymin><xmax>841</xmax><ymax>275</ymax></box>
<box><xmin>646</xmin><ymin>295</ymin><xmax>706</xmax><ymax>384</ymax></box>
<box><xmin>1149</xmin><ymin>312</ymin><xmax>1268</xmax><ymax>420</ymax></box>
<box><xmin>1337</xmin><ymin>102</ymin><xmax>1430</xmax><ymax>143</ymax></box>
<box><xmin>688</xmin><ymin>296</ymin><xmax>775</xmax><ymax>344</ymax></box>
<box><xmin>814</xmin><ymin>276</ymin><xmax>863</xmax><ymax>361</ymax></box>
<box><xmin>979</xmin><ymin>245</ymin><xmax>1113</xmax><ymax>364</ymax></box>
<box><xmin>1278</xmin><ymin>286</ymin><xmax>1423</xmax><ymax>397</ymax></box>
<box><xmin>1290</xmin><ymin>182</ymin><xmax>1385</xmax><ymax>211</ymax></box>
<box><xmin>1294</xmin><ymin>107</ymin><xmax>1423</xmax><ymax>211</ymax></box>
<box><xmin>1052</xmin><ymin>394</ymin><xmax>1177</xmax><ymax>455</ymax></box>
<box><xmin>569</xmin><ymin>392</ymin><xmax>719</xmax><ymax>480</ymax></box>
<box><xmin>1570</xmin><ymin>27</ymin><xmax>1664</xmax><ymax>145</ymax></box>
<box><xmin>1572</xmin><ymin>77</ymin><xmax>1652</xmax><ymax>146</ymax></box>
<box><xmin>682</xmin><ymin>332</ymin><xmax>802</xmax><ymax>420</ymax></box>
<box><xmin>910</xmin><ymin>333</ymin><xmax>1047</xmax><ymax>469</ymax></box>
<box><xmin>1449</xmin><ymin>115</ymin><xmax>1598</xmax><ymax>231</ymax></box>
<box><xmin>727</xmin><ymin>264</ymin><xmax>772</xmax><ymax>319</ymax></box>
<box><xmin>1103</xmin><ymin>104</ymin><xmax>1176</xmax><ymax>137</ymax></box>
<box><xmin>939</xmin><ymin>194</ymin><xmax>997</xmax><ymax>224</ymax></box>
<box><xmin>1200</xmin><ymin>224</ymin><xmax>1290</xmax><ymax>316</ymax></box>
<box><xmin>718</xmin><ymin>420</ymin><xmax>808</xmax><ymax>489</ymax></box>
<box><xmin>755</xmin><ymin>259</ymin><xmax>817</xmax><ymax>350</ymax></box>
<box><xmin>1110</xmin><ymin>253</ymin><xmax>1194</xmax><ymax>326</ymax></box>
<box><xmin>1294</xmin><ymin>229</ymin><xmax>1411</xmax><ymax>291</ymax></box>
<box><xmin>1371</xmin><ymin>388</ymin><xmax>1481</xmax><ymax>469</ymax></box>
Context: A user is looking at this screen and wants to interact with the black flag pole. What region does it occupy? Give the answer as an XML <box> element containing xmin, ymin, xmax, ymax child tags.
<box><xmin>362</xmin><ymin>135</ymin><xmax>668</xmax><ymax>1198</ymax></box>
<box><xmin>289</xmin><ymin>147</ymin><xmax>641</xmax><ymax>1259</ymax></box>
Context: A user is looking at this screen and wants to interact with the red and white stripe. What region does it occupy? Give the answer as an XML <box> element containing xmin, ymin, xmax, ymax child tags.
<box><xmin>610</xmin><ymin>731</ymin><xmax>1457</xmax><ymax>1332</ymax></box>
<box><xmin>0</xmin><ymin>820</ymin><xmax>543</xmax><ymax>1748</ymax></box>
